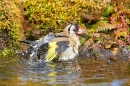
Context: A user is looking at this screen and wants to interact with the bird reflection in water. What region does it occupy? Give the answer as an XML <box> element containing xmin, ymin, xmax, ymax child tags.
<box><xmin>18</xmin><ymin>58</ymin><xmax>81</xmax><ymax>85</ymax></box>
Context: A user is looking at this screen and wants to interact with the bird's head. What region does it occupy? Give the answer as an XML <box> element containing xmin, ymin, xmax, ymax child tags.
<box><xmin>64</xmin><ymin>23</ymin><xmax>87</xmax><ymax>36</ymax></box>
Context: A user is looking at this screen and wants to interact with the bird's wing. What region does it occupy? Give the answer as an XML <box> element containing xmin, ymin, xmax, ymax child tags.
<box><xmin>19</xmin><ymin>31</ymin><xmax>78</xmax><ymax>62</ymax></box>
<box><xmin>44</xmin><ymin>38</ymin><xmax>70</xmax><ymax>62</ymax></box>
<box><xmin>55</xmin><ymin>32</ymin><xmax>68</xmax><ymax>37</ymax></box>
<box><xmin>18</xmin><ymin>33</ymin><xmax>55</xmax><ymax>57</ymax></box>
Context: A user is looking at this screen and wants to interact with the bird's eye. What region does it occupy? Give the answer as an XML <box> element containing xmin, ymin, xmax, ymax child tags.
<box><xmin>73</xmin><ymin>27</ymin><xmax>78</xmax><ymax>31</ymax></box>
<box><xmin>73</xmin><ymin>24</ymin><xmax>78</xmax><ymax>31</ymax></box>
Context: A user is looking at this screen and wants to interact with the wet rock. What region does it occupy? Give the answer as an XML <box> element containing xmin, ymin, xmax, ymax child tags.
<box><xmin>120</xmin><ymin>45</ymin><xmax>129</xmax><ymax>57</ymax></box>
<box><xmin>100</xmin><ymin>49</ymin><xmax>113</xmax><ymax>59</ymax></box>
<box><xmin>79</xmin><ymin>44</ymin><xmax>129</xmax><ymax>63</ymax></box>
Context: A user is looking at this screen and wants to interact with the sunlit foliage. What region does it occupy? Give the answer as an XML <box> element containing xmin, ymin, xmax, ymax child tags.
<box><xmin>0</xmin><ymin>0</ymin><xmax>22</xmax><ymax>47</ymax></box>
<box><xmin>0</xmin><ymin>0</ymin><xmax>22</xmax><ymax>57</ymax></box>
<box><xmin>83</xmin><ymin>0</ymin><xmax>130</xmax><ymax>51</ymax></box>
<box><xmin>23</xmin><ymin>0</ymin><xmax>111</xmax><ymax>35</ymax></box>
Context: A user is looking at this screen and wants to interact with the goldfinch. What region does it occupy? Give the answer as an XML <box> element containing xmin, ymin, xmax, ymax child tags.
<box><xmin>20</xmin><ymin>23</ymin><xmax>86</xmax><ymax>62</ymax></box>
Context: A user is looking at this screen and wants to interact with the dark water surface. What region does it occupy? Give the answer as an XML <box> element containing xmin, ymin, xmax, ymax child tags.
<box><xmin>0</xmin><ymin>57</ymin><xmax>130</xmax><ymax>86</ymax></box>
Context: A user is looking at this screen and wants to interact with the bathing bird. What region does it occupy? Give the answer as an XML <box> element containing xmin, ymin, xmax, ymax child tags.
<box><xmin>20</xmin><ymin>23</ymin><xmax>86</xmax><ymax>62</ymax></box>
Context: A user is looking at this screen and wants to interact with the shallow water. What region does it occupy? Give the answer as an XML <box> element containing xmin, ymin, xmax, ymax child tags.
<box><xmin>0</xmin><ymin>57</ymin><xmax>130</xmax><ymax>86</ymax></box>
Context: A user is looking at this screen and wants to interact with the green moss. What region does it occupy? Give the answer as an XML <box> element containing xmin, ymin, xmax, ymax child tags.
<box><xmin>0</xmin><ymin>1</ymin><xmax>22</xmax><ymax>57</ymax></box>
<box><xmin>102</xmin><ymin>5</ymin><xmax>114</xmax><ymax>17</ymax></box>
<box><xmin>0</xmin><ymin>48</ymin><xmax>14</xmax><ymax>58</ymax></box>
<box><xmin>23</xmin><ymin>0</ymin><xmax>111</xmax><ymax>35</ymax></box>
<box><xmin>0</xmin><ymin>0</ymin><xmax>22</xmax><ymax>48</ymax></box>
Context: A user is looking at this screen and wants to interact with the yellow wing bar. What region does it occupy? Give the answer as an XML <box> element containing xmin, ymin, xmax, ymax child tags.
<box><xmin>45</xmin><ymin>42</ymin><xmax>57</xmax><ymax>62</ymax></box>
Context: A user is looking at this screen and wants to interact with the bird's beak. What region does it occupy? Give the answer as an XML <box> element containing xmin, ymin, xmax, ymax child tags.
<box><xmin>77</xmin><ymin>28</ymin><xmax>83</xmax><ymax>34</ymax></box>
<box><xmin>76</xmin><ymin>26</ymin><xmax>88</xmax><ymax>35</ymax></box>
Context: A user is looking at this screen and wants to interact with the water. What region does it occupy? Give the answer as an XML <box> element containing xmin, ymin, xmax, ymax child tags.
<box><xmin>0</xmin><ymin>57</ymin><xmax>130</xmax><ymax>86</ymax></box>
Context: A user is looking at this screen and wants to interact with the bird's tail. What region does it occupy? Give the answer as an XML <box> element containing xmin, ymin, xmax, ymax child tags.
<box><xmin>18</xmin><ymin>41</ymin><xmax>50</xmax><ymax>63</ymax></box>
<box><xmin>18</xmin><ymin>33</ymin><xmax>56</xmax><ymax>61</ymax></box>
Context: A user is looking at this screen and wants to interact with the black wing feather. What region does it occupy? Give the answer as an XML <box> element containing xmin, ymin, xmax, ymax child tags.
<box><xmin>56</xmin><ymin>41</ymin><xmax>69</xmax><ymax>55</ymax></box>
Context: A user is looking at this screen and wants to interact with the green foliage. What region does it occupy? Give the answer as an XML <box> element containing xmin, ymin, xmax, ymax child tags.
<box><xmin>102</xmin><ymin>5</ymin><xmax>114</xmax><ymax>17</ymax></box>
<box><xmin>0</xmin><ymin>0</ymin><xmax>22</xmax><ymax>48</ymax></box>
<box><xmin>82</xmin><ymin>0</ymin><xmax>130</xmax><ymax>50</ymax></box>
<box><xmin>0</xmin><ymin>0</ymin><xmax>22</xmax><ymax>57</ymax></box>
<box><xmin>126</xmin><ymin>45</ymin><xmax>130</xmax><ymax>50</ymax></box>
<box><xmin>23</xmin><ymin>0</ymin><xmax>111</xmax><ymax>35</ymax></box>
<box><xmin>0</xmin><ymin>48</ymin><xmax>14</xmax><ymax>58</ymax></box>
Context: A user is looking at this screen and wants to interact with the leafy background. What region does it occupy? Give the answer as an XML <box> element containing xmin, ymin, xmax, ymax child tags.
<box><xmin>0</xmin><ymin>0</ymin><xmax>130</xmax><ymax>57</ymax></box>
